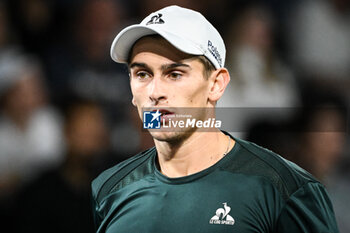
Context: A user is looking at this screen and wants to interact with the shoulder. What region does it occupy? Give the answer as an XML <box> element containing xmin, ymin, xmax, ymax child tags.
<box><xmin>227</xmin><ymin>137</ymin><xmax>320</xmax><ymax>201</ymax></box>
<box><xmin>227</xmin><ymin>139</ymin><xmax>338</xmax><ymax>232</ymax></box>
<box><xmin>92</xmin><ymin>147</ymin><xmax>156</xmax><ymax>204</ymax></box>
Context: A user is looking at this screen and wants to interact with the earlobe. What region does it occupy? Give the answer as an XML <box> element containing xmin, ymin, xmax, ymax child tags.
<box><xmin>132</xmin><ymin>97</ymin><xmax>136</xmax><ymax>106</ymax></box>
<box><xmin>208</xmin><ymin>68</ymin><xmax>230</xmax><ymax>103</ymax></box>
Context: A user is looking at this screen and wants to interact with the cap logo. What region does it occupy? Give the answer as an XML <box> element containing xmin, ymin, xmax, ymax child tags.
<box><xmin>146</xmin><ymin>13</ymin><xmax>165</xmax><ymax>25</ymax></box>
<box><xmin>208</xmin><ymin>40</ymin><xmax>222</xmax><ymax>67</ymax></box>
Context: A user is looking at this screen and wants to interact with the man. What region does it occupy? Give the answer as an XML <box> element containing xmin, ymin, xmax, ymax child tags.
<box><xmin>92</xmin><ymin>5</ymin><xmax>339</xmax><ymax>233</ymax></box>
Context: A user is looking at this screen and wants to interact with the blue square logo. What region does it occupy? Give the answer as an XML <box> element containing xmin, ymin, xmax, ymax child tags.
<box><xmin>143</xmin><ymin>110</ymin><xmax>161</xmax><ymax>129</ymax></box>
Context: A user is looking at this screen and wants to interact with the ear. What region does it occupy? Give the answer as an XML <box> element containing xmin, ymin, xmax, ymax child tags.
<box><xmin>208</xmin><ymin>68</ymin><xmax>230</xmax><ymax>103</ymax></box>
<box><xmin>132</xmin><ymin>96</ymin><xmax>136</xmax><ymax>106</ymax></box>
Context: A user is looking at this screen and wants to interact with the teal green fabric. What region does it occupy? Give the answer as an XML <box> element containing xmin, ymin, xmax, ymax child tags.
<box><xmin>92</xmin><ymin>136</ymin><xmax>339</xmax><ymax>233</ymax></box>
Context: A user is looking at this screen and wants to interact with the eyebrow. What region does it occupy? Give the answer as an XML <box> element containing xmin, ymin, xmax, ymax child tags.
<box><xmin>160</xmin><ymin>63</ymin><xmax>191</xmax><ymax>71</ymax></box>
<box><xmin>129</xmin><ymin>62</ymin><xmax>191</xmax><ymax>71</ymax></box>
<box><xmin>129</xmin><ymin>62</ymin><xmax>150</xmax><ymax>70</ymax></box>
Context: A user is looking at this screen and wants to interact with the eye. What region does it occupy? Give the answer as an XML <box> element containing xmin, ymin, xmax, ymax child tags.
<box><xmin>168</xmin><ymin>72</ymin><xmax>182</xmax><ymax>80</ymax></box>
<box><xmin>135</xmin><ymin>71</ymin><xmax>151</xmax><ymax>80</ymax></box>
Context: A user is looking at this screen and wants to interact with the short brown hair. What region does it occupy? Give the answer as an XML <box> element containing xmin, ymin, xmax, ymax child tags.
<box><xmin>194</xmin><ymin>55</ymin><xmax>216</xmax><ymax>79</ymax></box>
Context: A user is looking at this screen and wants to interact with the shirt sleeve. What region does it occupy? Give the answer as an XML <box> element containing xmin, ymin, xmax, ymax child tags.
<box><xmin>91</xmin><ymin>182</ymin><xmax>103</xmax><ymax>231</ymax></box>
<box><xmin>275</xmin><ymin>182</ymin><xmax>339</xmax><ymax>233</ymax></box>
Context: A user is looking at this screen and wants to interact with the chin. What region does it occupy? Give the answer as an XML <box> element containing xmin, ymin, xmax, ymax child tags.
<box><xmin>149</xmin><ymin>129</ymin><xmax>193</xmax><ymax>143</ymax></box>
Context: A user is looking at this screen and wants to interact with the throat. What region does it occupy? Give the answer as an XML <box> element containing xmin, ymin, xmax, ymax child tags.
<box><xmin>155</xmin><ymin>132</ymin><xmax>234</xmax><ymax>178</ymax></box>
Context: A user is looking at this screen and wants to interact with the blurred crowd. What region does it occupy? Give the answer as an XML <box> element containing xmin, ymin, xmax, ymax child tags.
<box><xmin>0</xmin><ymin>0</ymin><xmax>349</xmax><ymax>232</ymax></box>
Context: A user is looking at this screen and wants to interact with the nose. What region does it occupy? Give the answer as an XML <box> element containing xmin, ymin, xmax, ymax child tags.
<box><xmin>149</xmin><ymin>76</ymin><xmax>167</xmax><ymax>105</ymax></box>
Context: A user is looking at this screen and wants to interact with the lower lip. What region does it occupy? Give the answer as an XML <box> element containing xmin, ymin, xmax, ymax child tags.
<box><xmin>160</xmin><ymin>113</ymin><xmax>175</xmax><ymax>122</ymax></box>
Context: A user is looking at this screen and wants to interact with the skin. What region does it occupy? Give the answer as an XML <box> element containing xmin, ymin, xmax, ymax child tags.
<box><xmin>129</xmin><ymin>36</ymin><xmax>235</xmax><ymax>178</ymax></box>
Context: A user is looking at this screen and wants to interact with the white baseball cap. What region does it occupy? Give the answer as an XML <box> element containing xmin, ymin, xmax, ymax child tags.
<box><xmin>110</xmin><ymin>5</ymin><xmax>226</xmax><ymax>69</ymax></box>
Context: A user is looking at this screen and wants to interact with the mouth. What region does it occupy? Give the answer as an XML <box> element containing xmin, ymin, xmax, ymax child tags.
<box><xmin>153</xmin><ymin>109</ymin><xmax>175</xmax><ymax>121</ymax></box>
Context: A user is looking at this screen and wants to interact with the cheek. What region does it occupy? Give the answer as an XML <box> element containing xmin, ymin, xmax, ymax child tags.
<box><xmin>130</xmin><ymin>83</ymin><xmax>147</xmax><ymax>117</ymax></box>
<box><xmin>130</xmin><ymin>83</ymin><xmax>144</xmax><ymax>104</ymax></box>
<box><xmin>183</xmin><ymin>82</ymin><xmax>209</xmax><ymax>105</ymax></box>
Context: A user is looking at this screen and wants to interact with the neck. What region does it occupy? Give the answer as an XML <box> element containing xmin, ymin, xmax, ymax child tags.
<box><xmin>154</xmin><ymin>130</ymin><xmax>235</xmax><ymax>178</ymax></box>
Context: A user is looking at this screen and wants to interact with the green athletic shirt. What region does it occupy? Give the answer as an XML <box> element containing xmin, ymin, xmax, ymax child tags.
<box><xmin>91</xmin><ymin>135</ymin><xmax>339</xmax><ymax>233</ymax></box>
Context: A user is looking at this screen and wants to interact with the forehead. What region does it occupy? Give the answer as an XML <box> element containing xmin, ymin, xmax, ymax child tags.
<box><xmin>129</xmin><ymin>36</ymin><xmax>194</xmax><ymax>64</ymax></box>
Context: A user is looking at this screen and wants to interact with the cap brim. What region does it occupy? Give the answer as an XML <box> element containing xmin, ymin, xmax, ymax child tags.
<box><xmin>110</xmin><ymin>25</ymin><xmax>204</xmax><ymax>63</ymax></box>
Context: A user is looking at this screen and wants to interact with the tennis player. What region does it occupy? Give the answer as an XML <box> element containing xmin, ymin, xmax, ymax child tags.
<box><xmin>92</xmin><ymin>5</ymin><xmax>339</xmax><ymax>233</ymax></box>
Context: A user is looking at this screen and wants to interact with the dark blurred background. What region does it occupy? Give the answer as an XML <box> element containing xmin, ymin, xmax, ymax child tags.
<box><xmin>0</xmin><ymin>0</ymin><xmax>349</xmax><ymax>232</ymax></box>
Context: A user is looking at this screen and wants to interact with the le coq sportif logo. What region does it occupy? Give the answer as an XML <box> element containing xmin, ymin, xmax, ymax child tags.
<box><xmin>209</xmin><ymin>202</ymin><xmax>235</xmax><ymax>225</ymax></box>
<box><xmin>146</xmin><ymin>13</ymin><xmax>165</xmax><ymax>25</ymax></box>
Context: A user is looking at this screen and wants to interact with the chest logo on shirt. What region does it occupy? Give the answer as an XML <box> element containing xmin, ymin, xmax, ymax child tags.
<box><xmin>209</xmin><ymin>202</ymin><xmax>235</xmax><ymax>225</ymax></box>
